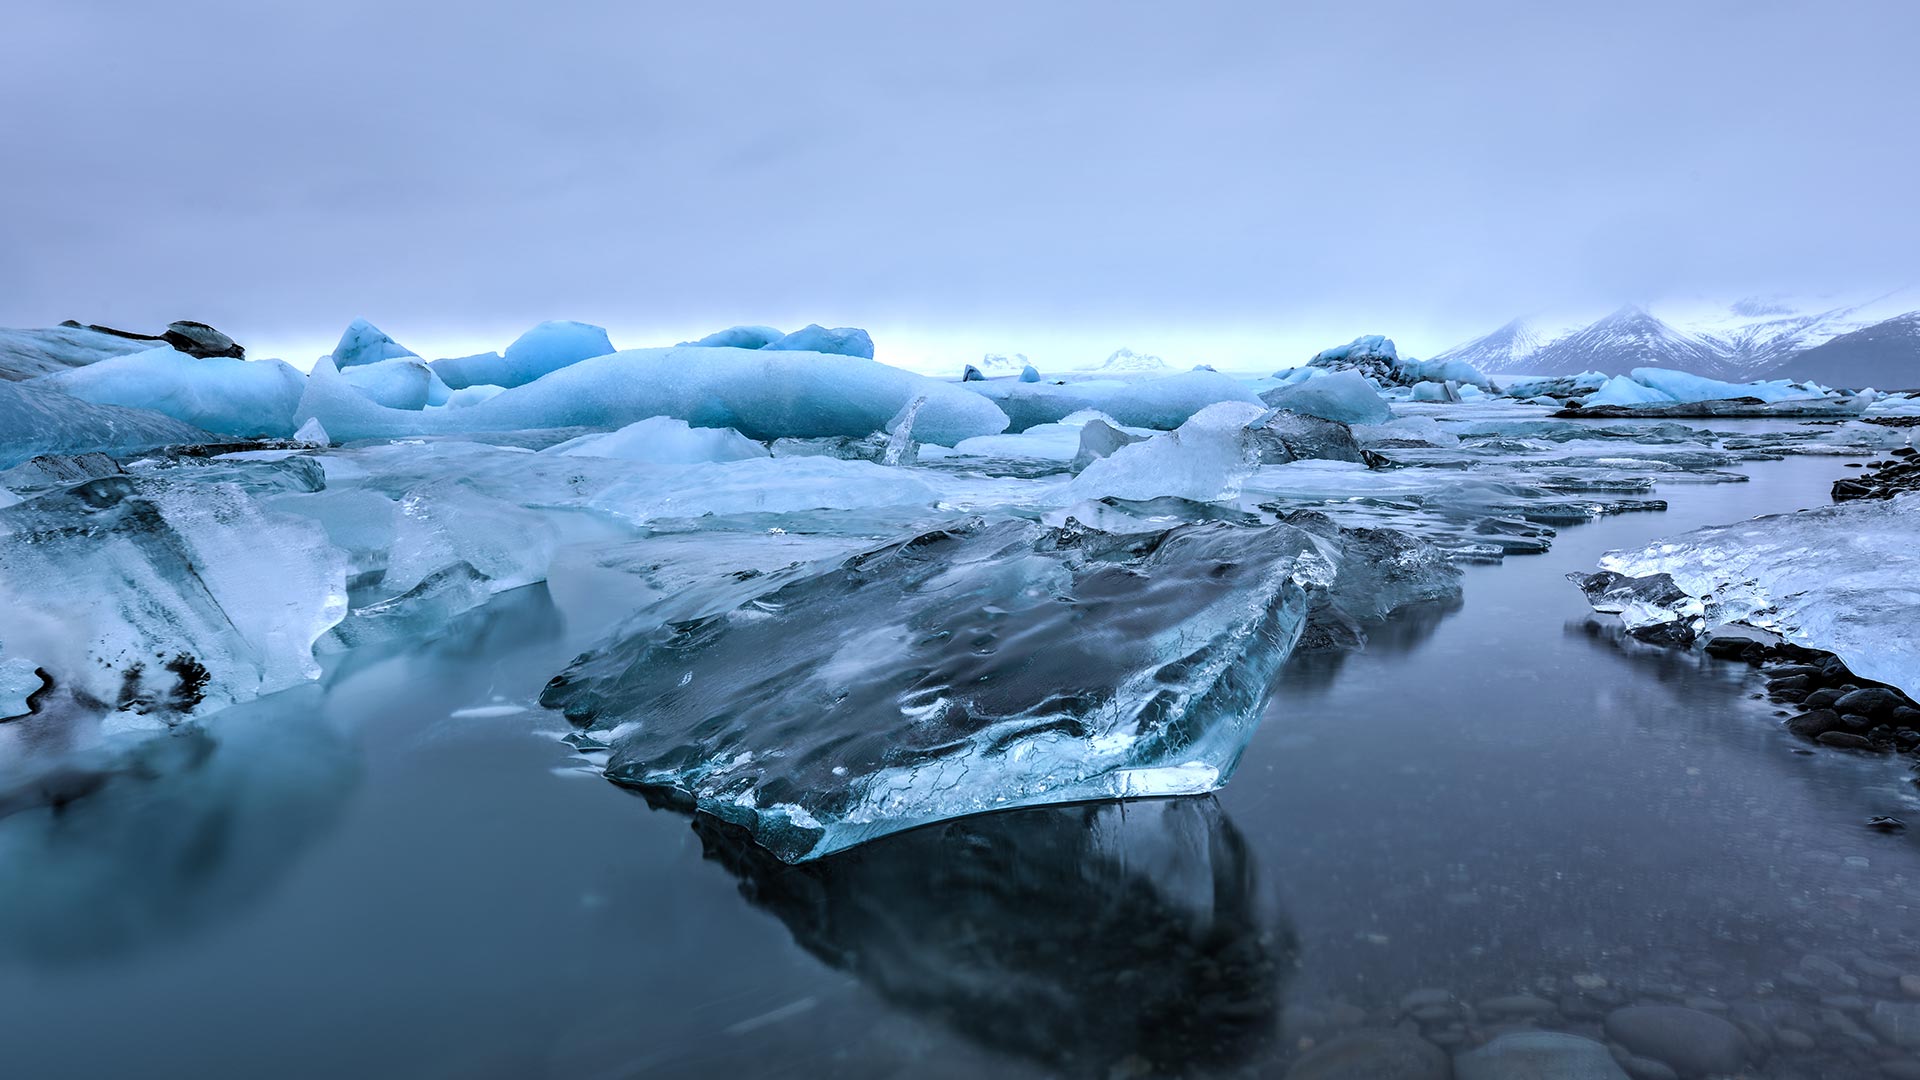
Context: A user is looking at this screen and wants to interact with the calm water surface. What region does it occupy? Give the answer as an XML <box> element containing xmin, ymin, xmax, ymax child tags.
<box><xmin>2</xmin><ymin>452</ymin><xmax>1915</xmax><ymax>1078</ymax></box>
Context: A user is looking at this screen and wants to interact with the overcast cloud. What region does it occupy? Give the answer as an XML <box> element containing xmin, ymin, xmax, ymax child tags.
<box><xmin>2</xmin><ymin>0</ymin><xmax>1915</xmax><ymax>370</ymax></box>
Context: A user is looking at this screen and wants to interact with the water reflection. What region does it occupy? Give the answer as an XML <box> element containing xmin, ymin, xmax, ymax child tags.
<box><xmin>0</xmin><ymin>686</ymin><xmax>357</xmax><ymax>966</ymax></box>
<box><xmin>1280</xmin><ymin>595</ymin><xmax>1463</xmax><ymax>693</ymax></box>
<box><xmin>691</xmin><ymin>796</ymin><xmax>1293</xmax><ymax>1076</ymax></box>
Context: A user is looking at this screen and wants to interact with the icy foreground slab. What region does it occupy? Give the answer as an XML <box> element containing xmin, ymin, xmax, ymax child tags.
<box><xmin>1577</xmin><ymin>492</ymin><xmax>1920</xmax><ymax>695</ymax></box>
<box><xmin>0</xmin><ymin>476</ymin><xmax>348</xmax><ymax>719</ymax></box>
<box><xmin>541</xmin><ymin>517</ymin><xmax>1324</xmax><ymax>862</ymax></box>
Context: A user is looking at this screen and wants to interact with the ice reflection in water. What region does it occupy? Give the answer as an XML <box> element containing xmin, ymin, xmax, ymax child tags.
<box><xmin>690</xmin><ymin>795</ymin><xmax>1292</xmax><ymax>1076</ymax></box>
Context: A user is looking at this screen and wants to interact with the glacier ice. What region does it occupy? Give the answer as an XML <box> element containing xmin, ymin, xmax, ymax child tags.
<box><xmin>296</xmin><ymin>348</ymin><xmax>1008</xmax><ymax>445</ymax></box>
<box><xmin>676</xmin><ymin>325</ymin><xmax>786</xmax><ymax>350</ymax></box>
<box><xmin>341</xmin><ymin>357</ymin><xmax>442</xmax><ymax>410</ymax></box>
<box><xmin>1626</xmin><ymin>366</ymin><xmax>1822</xmax><ymax>404</ymax></box>
<box><xmin>1579</xmin><ymin>492</ymin><xmax>1920</xmax><ymax>695</ymax></box>
<box><xmin>495</xmin><ymin>320</ymin><xmax>616</xmax><ymax>387</ymax></box>
<box><xmin>1585</xmin><ymin>374</ymin><xmax>1675</xmax><ymax>407</ymax></box>
<box><xmin>761</xmin><ymin>324</ymin><xmax>875</xmax><ymax>359</ymax></box>
<box><xmin>1070</xmin><ymin>402</ymin><xmax>1269</xmax><ymax>502</ymax></box>
<box><xmin>1</xmin><ymin>325</ymin><xmax>161</xmax><ymax>381</ymax></box>
<box><xmin>0</xmin><ymin>476</ymin><xmax>348</xmax><ymax>719</ymax></box>
<box><xmin>540</xmin><ymin>516</ymin><xmax>1322</xmax><ymax>861</ymax></box>
<box><xmin>963</xmin><ymin>370</ymin><xmax>1263</xmax><ymax>432</ymax></box>
<box><xmin>1257</xmin><ymin>369</ymin><xmax>1392</xmax><ymax>426</ymax></box>
<box><xmin>547</xmin><ymin>416</ymin><xmax>769</xmax><ymax>463</ymax></box>
<box><xmin>331</xmin><ymin>318</ymin><xmax>418</xmax><ymax>368</ymax></box>
<box><xmin>37</xmin><ymin>347</ymin><xmax>306</xmax><ymax>438</ymax></box>
<box><xmin>0</xmin><ymin>380</ymin><xmax>214</xmax><ymax>470</ymax></box>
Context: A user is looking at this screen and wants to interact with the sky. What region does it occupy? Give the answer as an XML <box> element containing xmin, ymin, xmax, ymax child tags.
<box><xmin>2</xmin><ymin>0</ymin><xmax>1916</xmax><ymax>374</ymax></box>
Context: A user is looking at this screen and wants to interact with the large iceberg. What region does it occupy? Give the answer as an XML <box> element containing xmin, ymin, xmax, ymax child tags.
<box><xmin>37</xmin><ymin>347</ymin><xmax>306</xmax><ymax>438</ymax></box>
<box><xmin>296</xmin><ymin>347</ymin><xmax>1008</xmax><ymax>445</ymax></box>
<box><xmin>1577</xmin><ymin>493</ymin><xmax>1920</xmax><ymax>695</ymax></box>
<box><xmin>0</xmin><ymin>380</ymin><xmax>214</xmax><ymax>470</ymax></box>
<box><xmin>541</xmin><ymin>517</ymin><xmax>1323</xmax><ymax>861</ymax></box>
<box><xmin>1257</xmin><ymin>369</ymin><xmax>1392</xmax><ymax>426</ymax></box>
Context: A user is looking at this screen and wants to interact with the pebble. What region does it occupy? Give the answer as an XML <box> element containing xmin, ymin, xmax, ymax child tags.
<box><xmin>1572</xmin><ymin>974</ymin><xmax>1610</xmax><ymax>991</ymax></box>
<box><xmin>1284</xmin><ymin>1030</ymin><xmax>1449</xmax><ymax>1080</ymax></box>
<box><xmin>1902</xmin><ymin>975</ymin><xmax>1920</xmax><ymax>999</ymax></box>
<box><xmin>1778</xmin><ymin>1027</ymin><xmax>1817</xmax><ymax>1050</ymax></box>
<box><xmin>1857</xmin><ymin>957</ymin><xmax>1905</xmax><ymax>979</ymax></box>
<box><xmin>1871</xmin><ymin>1000</ymin><xmax>1920</xmax><ymax>1049</ymax></box>
<box><xmin>1455</xmin><ymin>1031</ymin><xmax>1628</xmax><ymax>1080</ymax></box>
<box><xmin>1604</xmin><ymin>1005</ymin><xmax>1751</xmax><ymax>1075</ymax></box>
<box><xmin>1480</xmin><ymin>994</ymin><xmax>1559</xmax><ymax>1018</ymax></box>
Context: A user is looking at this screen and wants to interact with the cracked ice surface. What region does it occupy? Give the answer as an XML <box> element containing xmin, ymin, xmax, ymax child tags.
<box><xmin>1583</xmin><ymin>492</ymin><xmax>1920</xmax><ymax>696</ymax></box>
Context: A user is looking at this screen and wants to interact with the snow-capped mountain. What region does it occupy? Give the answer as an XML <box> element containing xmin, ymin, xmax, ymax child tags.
<box><xmin>1517</xmin><ymin>306</ymin><xmax>1726</xmax><ymax>377</ymax></box>
<box><xmin>1772</xmin><ymin>312</ymin><xmax>1920</xmax><ymax>389</ymax></box>
<box><xmin>1088</xmin><ymin>347</ymin><xmax>1170</xmax><ymax>373</ymax></box>
<box><xmin>1429</xmin><ymin>317</ymin><xmax>1579</xmax><ymax>375</ymax></box>
<box><xmin>1436</xmin><ymin>289</ymin><xmax>1920</xmax><ymax>380</ymax></box>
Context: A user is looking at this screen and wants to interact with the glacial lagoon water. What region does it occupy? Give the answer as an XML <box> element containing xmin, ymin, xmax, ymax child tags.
<box><xmin>3</xmin><ymin>451</ymin><xmax>1918</xmax><ymax>1078</ymax></box>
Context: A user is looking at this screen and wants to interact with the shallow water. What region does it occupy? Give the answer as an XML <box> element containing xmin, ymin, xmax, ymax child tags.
<box><xmin>2</xmin><ymin>452</ymin><xmax>1916</xmax><ymax>1078</ymax></box>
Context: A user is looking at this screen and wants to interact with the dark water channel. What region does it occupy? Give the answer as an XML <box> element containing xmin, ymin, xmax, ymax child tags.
<box><xmin>2</xmin><ymin>452</ymin><xmax>1915</xmax><ymax>1079</ymax></box>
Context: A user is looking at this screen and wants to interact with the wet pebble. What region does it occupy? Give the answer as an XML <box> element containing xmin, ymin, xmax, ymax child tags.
<box><xmin>1604</xmin><ymin>1005</ymin><xmax>1751</xmax><ymax>1076</ymax></box>
<box><xmin>1871</xmin><ymin>1001</ymin><xmax>1920</xmax><ymax>1049</ymax></box>
<box><xmin>1454</xmin><ymin>1031</ymin><xmax>1627</xmax><ymax>1080</ymax></box>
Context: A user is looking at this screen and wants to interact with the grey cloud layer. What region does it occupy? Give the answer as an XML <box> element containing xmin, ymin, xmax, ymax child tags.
<box><xmin>2</xmin><ymin>0</ymin><xmax>1914</xmax><ymax>363</ymax></box>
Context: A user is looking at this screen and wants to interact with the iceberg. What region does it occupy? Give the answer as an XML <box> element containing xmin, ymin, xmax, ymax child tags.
<box><xmin>541</xmin><ymin>516</ymin><xmax>1321</xmax><ymax>862</ymax></box>
<box><xmin>37</xmin><ymin>347</ymin><xmax>305</xmax><ymax>438</ymax></box>
<box><xmin>0</xmin><ymin>380</ymin><xmax>214</xmax><ymax>470</ymax></box>
<box><xmin>761</xmin><ymin>324</ymin><xmax>875</xmax><ymax>359</ymax></box>
<box><xmin>1627</xmin><ymin>367</ymin><xmax>1823</xmax><ymax>404</ymax></box>
<box><xmin>1585</xmin><ymin>374</ymin><xmax>1674</xmax><ymax>407</ymax></box>
<box><xmin>0</xmin><ymin>476</ymin><xmax>348</xmax><ymax>719</ymax></box>
<box><xmin>676</xmin><ymin>325</ymin><xmax>785</xmax><ymax>350</ymax></box>
<box><xmin>1070</xmin><ymin>402</ymin><xmax>1269</xmax><ymax>503</ymax></box>
<box><xmin>1257</xmin><ymin>369</ymin><xmax>1393</xmax><ymax>426</ymax></box>
<box><xmin>963</xmin><ymin>370</ymin><xmax>1263</xmax><ymax>432</ymax></box>
<box><xmin>330</xmin><ymin>318</ymin><xmax>418</xmax><ymax>368</ymax></box>
<box><xmin>296</xmin><ymin>347</ymin><xmax>1008</xmax><ymax>445</ymax></box>
<box><xmin>1577</xmin><ymin>493</ymin><xmax>1920</xmax><ymax>695</ymax></box>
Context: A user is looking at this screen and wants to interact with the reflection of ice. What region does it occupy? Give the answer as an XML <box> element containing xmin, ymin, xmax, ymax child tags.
<box><xmin>693</xmin><ymin>796</ymin><xmax>1291</xmax><ymax>1075</ymax></box>
<box><xmin>0</xmin><ymin>686</ymin><xmax>356</xmax><ymax>966</ymax></box>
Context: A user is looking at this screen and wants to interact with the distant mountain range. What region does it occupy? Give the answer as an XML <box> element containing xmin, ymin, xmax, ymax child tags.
<box><xmin>1433</xmin><ymin>291</ymin><xmax>1920</xmax><ymax>389</ymax></box>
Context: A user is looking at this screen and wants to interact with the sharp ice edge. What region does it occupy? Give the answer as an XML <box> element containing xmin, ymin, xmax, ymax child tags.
<box><xmin>1579</xmin><ymin>492</ymin><xmax>1920</xmax><ymax>696</ymax></box>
